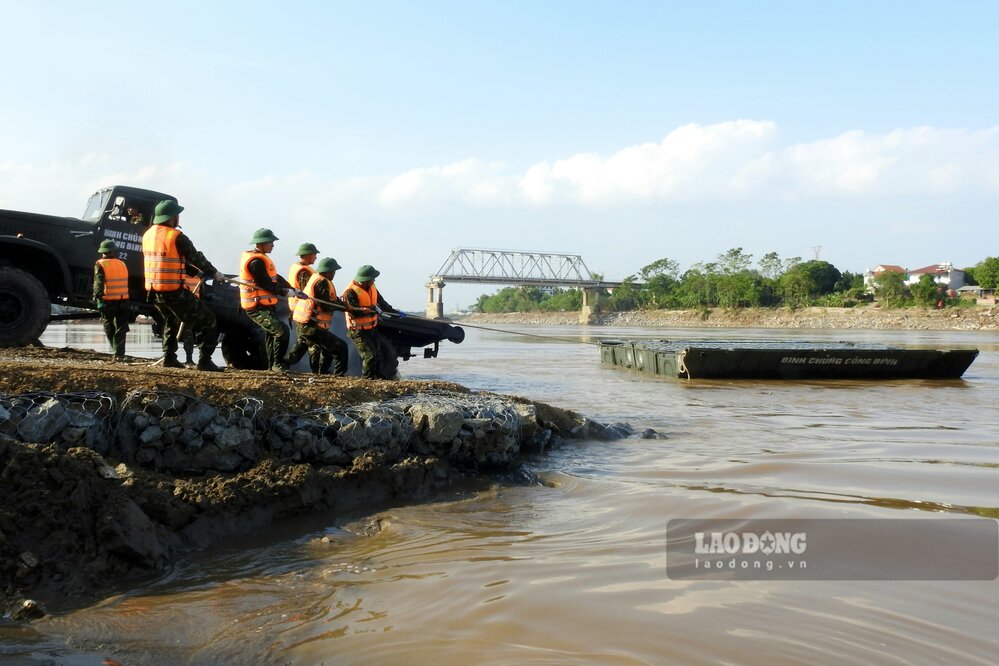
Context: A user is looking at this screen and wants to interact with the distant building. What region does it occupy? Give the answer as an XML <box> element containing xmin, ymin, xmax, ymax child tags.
<box><xmin>905</xmin><ymin>263</ymin><xmax>965</xmax><ymax>290</ymax></box>
<box><xmin>956</xmin><ymin>285</ymin><xmax>996</xmax><ymax>305</ymax></box>
<box><xmin>863</xmin><ymin>264</ymin><xmax>907</xmax><ymax>291</ymax></box>
<box><xmin>863</xmin><ymin>262</ymin><xmax>966</xmax><ymax>293</ymax></box>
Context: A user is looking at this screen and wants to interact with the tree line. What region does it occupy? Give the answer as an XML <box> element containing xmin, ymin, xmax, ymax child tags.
<box><xmin>474</xmin><ymin>249</ymin><xmax>999</xmax><ymax>313</ymax></box>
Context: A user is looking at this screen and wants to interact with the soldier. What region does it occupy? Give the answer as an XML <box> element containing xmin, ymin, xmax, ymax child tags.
<box><xmin>286</xmin><ymin>257</ymin><xmax>349</xmax><ymax>375</ymax></box>
<box><xmin>287</xmin><ymin>242</ymin><xmax>320</xmax><ymax>317</ymax></box>
<box><xmin>142</xmin><ymin>199</ymin><xmax>226</xmax><ymax>372</ymax></box>
<box><xmin>341</xmin><ymin>264</ymin><xmax>406</xmax><ymax>379</ymax></box>
<box><xmin>126</xmin><ymin>204</ymin><xmax>145</xmax><ymax>225</ymax></box>
<box><xmin>240</xmin><ymin>228</ymin><xmax>297</xmax><ymax>372</ymax></box>
<box><xmin>287</xmin><ymin>242</ymin><xmax>322</xmax><ymax>371</ymax></box>
<box><xmin>93</xmin><ymin>239</ymin><xmax>130</xmax><ymax>362</ymax></box>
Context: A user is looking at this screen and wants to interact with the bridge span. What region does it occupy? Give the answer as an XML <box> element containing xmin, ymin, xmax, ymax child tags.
<box><xmin>425</xmin><ymin>248</ymin><xmax>625</xmax><ymax>319</ymax></box>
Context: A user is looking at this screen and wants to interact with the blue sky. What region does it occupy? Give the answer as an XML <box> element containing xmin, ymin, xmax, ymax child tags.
<box><xmin>2</xmin><ymin>1</ymin><xmax>997</xmax><ymax>309</ymax></box>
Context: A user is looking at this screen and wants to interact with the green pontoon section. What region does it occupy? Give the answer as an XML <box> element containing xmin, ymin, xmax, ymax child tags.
<box><xmin>599</xmin><ymin>340</ymin><xmax>979</xmax><ymax>380</ymax></box>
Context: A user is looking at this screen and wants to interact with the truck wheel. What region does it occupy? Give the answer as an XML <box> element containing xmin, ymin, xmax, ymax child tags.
<box><xmin>220</xmin><ymin>329</ymin><xmax>268</xmax><ymax>370</ymax></box>
<box><xmin>0</xmin><ymin>266</ymin><xmax>51</xmax><ymax>347</ymax></box>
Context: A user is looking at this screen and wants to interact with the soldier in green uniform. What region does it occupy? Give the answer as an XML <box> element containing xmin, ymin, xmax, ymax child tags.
<box><xmin>142</xmin><ymin>199</ymin><xmax>227</xmax><ymax>372</ymax></box>
<box><xmin>239</xmin><ymin>228</ymin><xmax>296</xmax><ymax>372</ymax></box>
<box><xmin>288</xmin><ymin>242</ymin><xmax>322</xmax><ymax>371</ymax></box>
<box><xmin>93</xmin><ymin>239</ymin><xmax>131</xmax><ymax>361</ymax></box>
<box><xmin>126</xmin><ymin>204</ymin><xmax>145</xmax><ymax>225</ymax></box>
<box><xmin>285</xmin><ymin>257</ymin><xmax>349</xmax><ymax>375</ymax></box>
<box><xmin>341</xmin><ymin>265</ymin><xmax>405</xmax><ymax>379</ymax></box>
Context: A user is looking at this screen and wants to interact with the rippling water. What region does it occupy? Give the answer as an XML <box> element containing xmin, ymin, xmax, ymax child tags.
<box><xmin>4</xmin><ymin>324</ymin><xmax>998</xmax><ymax>664</ymax></box>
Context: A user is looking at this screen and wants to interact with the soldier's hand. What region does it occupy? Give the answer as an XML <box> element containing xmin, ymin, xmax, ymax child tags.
<box><xmin>213</xmin><ymin>271</ymin><xmax>227</xmax><ymax>283</ymax></box>
<box><xmin>295</xmin><ymin>289</ymin><xmax>308</xmax><ymax>300</ymax></box>
<box><xmin>374</xmin><ymin>306</ymin><xmax>383</xmax><ymax>315</ymax></box>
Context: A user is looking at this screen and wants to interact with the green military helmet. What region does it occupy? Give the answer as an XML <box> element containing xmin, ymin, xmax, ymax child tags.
<box><xmin>98</xmin><ymin>239</ymin><xmax>118</xmax><ymax>254</ymax></box>
<box><xmin>250</xmin><ymin>228</ymin><xmax>279</xmax><ymax>244</ymax></box>
<box><xmin>354</xmin><ymin>264</ymin><xmax>380</xmax><ymax>282</ymax></box>
<box><xmin>316</xmin><ymin>257</ymin><xmax>341</xmax><ymax>274</ymax></box>
<box><xmin>153</xmin><ymin>199</ymin><xmax>184</xmax><ymax>224</ymax></box>
<box><xmin>296</xmin><ymin>242</ymin><xmax>320</xmax><ymax>256</ymax></box>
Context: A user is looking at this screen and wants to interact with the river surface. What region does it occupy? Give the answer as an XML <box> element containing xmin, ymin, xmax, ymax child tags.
<box><xmin>4</xmin><ymin>323</ymin><xmax>999</xmax><ymax>665</ymax></box>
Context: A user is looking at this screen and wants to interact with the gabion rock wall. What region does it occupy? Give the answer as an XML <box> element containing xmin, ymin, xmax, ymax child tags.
<box><xmin>267</xmin><ymin>402</ymin><xmax>410</xmax><ymax>466</ymax></box>
<box><xmin>0</xmin><ymin>392</ymin><xmax>116</xmax><ymax>455</ymax></box>
<box><xmin>1</xmin><ymin>388</ymin><xmax>571</xmax><ymax>475</ymax></box>
<box><xmin>116</xmin><ymin>391</ymin><xmax>264</xmax><ymax>473</ymax></box>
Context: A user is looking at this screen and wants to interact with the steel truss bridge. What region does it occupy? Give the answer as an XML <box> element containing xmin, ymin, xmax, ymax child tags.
<box><xmin>430</xmin><ymin>248</ymin><xmax>621</xmax><ymax>288</ymax></box>
<box><xmin>425</xmin><ymin>248</ymin><xmax>624</xmax><ymax>317</ymax></box>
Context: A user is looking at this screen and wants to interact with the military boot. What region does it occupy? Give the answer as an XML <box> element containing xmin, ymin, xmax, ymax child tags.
<box><xmin>162</xmin><ymin>356</ymin><xmax>185</xmax><ymax>369</ymax></box>
<box><xmin>197</xmin><ymin>358</ymin><xmax>224</xmax><ymax>372</ymax></box>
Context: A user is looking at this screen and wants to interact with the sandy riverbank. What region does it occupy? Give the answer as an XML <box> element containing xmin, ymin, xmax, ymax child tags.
<box><xmin>0</xmin><ymin>346</ymin><xmax>610</xmax><ymax>618</ymax></box>
<box><xmin>461</xmin><ymin>305</ymin><xmax>999</xmax><ymax>330</ymax></box>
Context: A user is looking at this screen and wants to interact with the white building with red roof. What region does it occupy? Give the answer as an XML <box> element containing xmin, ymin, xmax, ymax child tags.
<box><xmin>905</xmin><ymin>262</ymin><xmax>965</xmax><ymax>289</ymax></box>
<box><xmin>864</xmin><ymin>262</ymin><xmax>966</xmax><ymax>292</ymax></box>
<box><xmin>863</xmin><ymin>264</ymin><xmax>907</xmax><ymax>291</ymax></box>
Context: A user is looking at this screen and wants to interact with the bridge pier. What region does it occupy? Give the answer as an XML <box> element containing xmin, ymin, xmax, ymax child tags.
<box><xmin>426</xmin><ymin>278</ymin><xmax>445</xmax><ymax>319</ymax></box>
<box><xmin>580</xmin><ymin>287</ymin><xmax>603</xmax><ymax>324</ymax></box>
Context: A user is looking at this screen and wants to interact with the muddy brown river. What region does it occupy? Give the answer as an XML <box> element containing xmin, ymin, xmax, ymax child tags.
<box><xmin>4</xmin><ymin>323</ymin><xmax>998</xmax><ymax>665</ymax></box>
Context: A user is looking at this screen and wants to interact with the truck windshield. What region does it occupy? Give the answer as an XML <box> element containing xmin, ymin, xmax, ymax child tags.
<box><xmin>82</xmin><ymin>190</ymin><xmax>111</xmax><ymax>222</ymax></box>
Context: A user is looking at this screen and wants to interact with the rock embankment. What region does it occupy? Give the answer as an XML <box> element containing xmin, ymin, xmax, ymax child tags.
<box><xmin>0</xmin><ymin>346</ymin><xmax>644</xmax><ymax>618</ymax></box>
<box><xmin>463</xmin><ymin>305</ymin><xmax>999</xmax><ymax>330</ymax></box>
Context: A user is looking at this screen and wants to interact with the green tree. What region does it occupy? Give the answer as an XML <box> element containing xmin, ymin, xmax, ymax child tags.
<box><xmin>910</xmin><ymin>274</ymin><xmax>942</xmax><ymax>307</ymax></box>
<box><xmin>962</xmin><ymin>266</ymin><xmax>979</xmax><ymax>286</ymax></box>
<box><xmin>794</xmin><ymin>260</ymin><xmax>842</xmax><ymax>295</ymax></box>
<box><xmin>973</xmin><ymin>257</ymin><xmax>999</xmax><ymax>289</ymax></box>
<box><xmin>758</xmin><ymin>251</ymin><xmax>783</xmax><ymax>280</ymax></box>
<box><xmin>540</xmin><ymin>289</ymin><xmax>584</xmax><ymax>311</ymax></box>
<box><xmin>609</xmin><ymin>276</ymin><xmax>644</xmax><ymax>311</ymax></box>
<box><xmin>714</xmin><ymin>248</ymin><xmax>761</xmax><ymax>308</ymax></box>
<box><xmin>675</xmin><ymin>263</ymin><xmax>716</xmax><ymax>308</ymax></box>
<box><xmin>639</xmin><ymin>258</ymin><xmax>680</xmax><ymax>308</ymax></box>
<box><xmin>779</xmin><ymin>269</ymin><xmax>813</xmax><ymax>308</ymax></box>
<box><xmin>874</xmin><ymin>271</ymin><xmax>908</xmax><ymax>307</ymax></box>
<box><xmin>834</xmin><ymin>271</ymin><xmax>864</xmax><ymax>293</ymax></box>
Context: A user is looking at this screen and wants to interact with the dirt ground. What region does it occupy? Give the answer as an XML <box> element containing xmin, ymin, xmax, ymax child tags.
<box><xmin>0</xmin><ymin>345</ymin><xmax>470</xmax><ymax>415</ymax></box>
<box><xmin>0</xmin><ymin>345</ymin><xmax>582</xmax><ymax>617</ymax></box>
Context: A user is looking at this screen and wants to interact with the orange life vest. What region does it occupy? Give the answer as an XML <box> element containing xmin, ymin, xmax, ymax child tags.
<box><xmin>239</xmin><ymin>251</ymin><xmax>279</xmax><ymax>310</ymax></box>
<box><xmin>142</xmin><ymin>225</ymin><xmax>185</xmax><ymax>292</ymax></box>
<box><xmin>97</xmin><ymin>258</ymin><xmax>129</xmax><ymax>301</ymax></box>
<box><xmin>287</xmin><ymin>262</ymin><xmax>315</xmax><ymax>313</ymax></box>
<box><xmin>184</xmin><ymin>275</ymin><xmax>203</xmax><ymax>298</ymax></box>
<box><xmin>293</xmin><ymin>273</ymin><xmax>336</xmax><ymax>329</ymax></box>
<box><xmin>342</xmin><ymin>280</ymin><xmax>379</xmax><ymax>331</ymax></box>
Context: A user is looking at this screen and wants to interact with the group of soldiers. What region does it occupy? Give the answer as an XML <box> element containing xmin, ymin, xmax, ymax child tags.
<box><xmin>92</xmin><ymin>198</ymin><xmax>406</xmax><ymax>379</ymax></box>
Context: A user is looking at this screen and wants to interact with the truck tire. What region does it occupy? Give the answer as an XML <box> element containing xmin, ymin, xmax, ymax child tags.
<box><xmin>220</xmin><ymin>327</ymin><xmax>268</xmax><ymax>370</ymax></box>
<box><xmin>0</xmin><ymin>266</ymin><xmax>51</xmax><ymax>347</ymax></box>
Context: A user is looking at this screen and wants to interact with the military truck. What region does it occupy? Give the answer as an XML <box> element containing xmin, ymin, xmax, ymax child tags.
<box><xmin>0</xmin><ymin>185</ymin><xmax>462</xmax><ymax>368</ymax></box>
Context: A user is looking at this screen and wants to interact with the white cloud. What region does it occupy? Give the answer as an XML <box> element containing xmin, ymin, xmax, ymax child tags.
<box><xmin>3</xmin><ymin>121</ymin><xmax>998</xmax><ymax>306</ymax></box>
<box><xmin>378</xmin><ymin>159</ymin><xmax>508</xmax><ymax>206</ymax></box>
<box><xmin>371</xmin><ymin>122</ymin><xmax>999</xmax><ymax>206</ymax></box>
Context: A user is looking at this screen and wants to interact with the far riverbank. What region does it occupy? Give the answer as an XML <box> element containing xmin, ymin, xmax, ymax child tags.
<box><xmin>460</xmin><ymin>305</ymin><xmax>999</xmax><ymax>331</ymax></box>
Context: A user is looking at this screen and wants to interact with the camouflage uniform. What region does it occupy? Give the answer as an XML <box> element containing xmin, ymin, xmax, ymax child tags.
<box><xmin>92</xmin><ymin>264</ymin><xmax>130</xmax><ymax>358</ymax></box>
<box><xmin>154</xmin><ymin>289</ymin><xmax>219</xmax><ymax>363</ymax></box>
<box><xmin>291</xmin><ymin>257</ymin><xmax>321</xmax><ymax>371</ymax></box>
<box><xmin>247</xmin><ymin>307</ymin><xmax>290</xmax><ymax>370</ymax></box>
<box><xmin>144</xmin><ymin>199</ymin><xmax>225</xmax><ymax>372</ymax></box>
<box><xmin>348</xmin><ymin>328</ymin><xmax>398</xmax><ymax>379</ymax></box>
<box><xmin>285</xmin><ymin>271</ymin><xmax>348</xmax><ymax>375</ymax></box>
<box><xmin>289</xmin><ymin>322</ymin><xmax>348</xmax><ymax>375</ymax></box>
